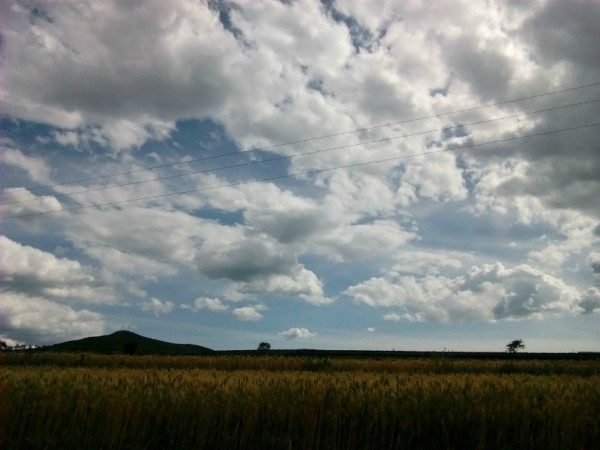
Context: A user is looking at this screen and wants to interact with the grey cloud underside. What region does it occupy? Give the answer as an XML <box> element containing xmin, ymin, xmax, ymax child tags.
<box><xmin>580</xmin><ymin>289</ymin><xmax>600</xmax><ymax>314</ymax></box>
<box><xmin>6</xmin><ymin>3</ymin><xmax>234</xmax><ymax>119</ymax></box>
<box><xmin>522</xmin><ymin>0</ymin><xmax>600</xmax><ymax>72</ymax></box>
<box><xmin>197</xmin><ymin>238</ymin><xmax>298</xmax><ymax>282</ymax></box>
<box><xmin>245</xmin><ymin>208</ymin><xmax>331</xmax><ymax>244</ymax></box>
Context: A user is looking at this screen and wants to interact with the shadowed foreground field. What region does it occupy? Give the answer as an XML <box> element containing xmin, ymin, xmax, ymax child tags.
<box><xmin>1</xmin><ymin>354</ymin><xmax>599</xmax><ymax>449</ymax></box>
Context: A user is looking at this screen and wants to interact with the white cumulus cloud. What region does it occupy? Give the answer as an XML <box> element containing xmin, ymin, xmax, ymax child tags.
<box><xmin>1</xmin><ymin>188</ymin><xmax>63</xmax><ymax>224</ymax></box>
<box><xmin>139</xmin><ymin>297</ymin><xmax>175</xmax><ymax>317</ymax></box>
<box><xmin>279</xmin><ymin>327</ymin><xmax>317</xmax><ymax>340</ymax></box>
<box><xmin>0</xmin><ymin>235</ymin><xmax>115</xmax><ymax>304</ymax></box>
<box><xmin>182</xmin><ymin>297</ymin><xmax>229</xmax><ymax>313</ymax></box>
<box><xmin>232</xmin><ymin>305</ymin><xmax>266</xmax><ymax>322</ymax></box>
<box><xmin>1</xmin><ymin>291</ymin><xmax>106</xmax><ymax>345</ymax></box>
<box><xmin>346</xmin><ymin>262</ymin><xmax>591</xmax><ymax>322</ymax></box>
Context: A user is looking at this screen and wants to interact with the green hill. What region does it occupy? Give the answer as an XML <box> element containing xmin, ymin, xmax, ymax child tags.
<box><xmin>44</xmin><ymin>330</ymin><xmax>213</xmax><ymax>355</ymax></box>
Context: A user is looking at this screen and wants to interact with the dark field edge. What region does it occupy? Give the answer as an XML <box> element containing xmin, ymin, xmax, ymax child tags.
<box><xmin>215</xmin><ymin>349</ymin><xmax>600</xmax><ymax>360</ymax></box>
<box><xmin>21</xmin><ymin>347</ymin><xmax>600</xmax><ymax>360</ymax></box>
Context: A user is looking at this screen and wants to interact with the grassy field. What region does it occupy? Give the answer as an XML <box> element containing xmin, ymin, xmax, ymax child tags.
<box><xmin>1</xmin><ymin>354</ymin><xmax>599</xmax><ymax>449</ymax></box>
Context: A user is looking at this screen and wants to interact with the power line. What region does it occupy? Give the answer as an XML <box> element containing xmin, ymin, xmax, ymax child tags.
<box><xmin>3</xmin><ymin>98</ymin><xmax>598</xmax><ymax>207</ymax></box>
<box><xmin>4</xmin><ymin>80</ymin><xmax>599</xmax><ymax>195</ymax></box>
<box><xmin>4</xmin><ymin>122</ymin><xmax>598</xmax><ymax>221</ymax></box>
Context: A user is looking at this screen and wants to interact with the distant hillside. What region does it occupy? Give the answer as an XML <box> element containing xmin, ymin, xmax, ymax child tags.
<box><xmin>44</xmin><ymin>330</ymin><xmax>213</xmax><ymax>355</ymax></box>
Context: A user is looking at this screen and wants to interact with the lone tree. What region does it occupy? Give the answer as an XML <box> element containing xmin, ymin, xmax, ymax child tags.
<box><xmin>257</xmin><ymin>342</ymin><xmax>271</xmax><ymax>351</ymax></box>
<box><xmin>506</xmin><ymin>339</ymin><xmax>525</xmax><ymax>353</ymax></box>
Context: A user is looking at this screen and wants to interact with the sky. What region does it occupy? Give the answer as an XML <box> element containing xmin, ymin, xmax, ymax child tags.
<box><xmin>1</xmin><ymin>0</ymin><xmax>599</xmax><ymax>352</ymax></box>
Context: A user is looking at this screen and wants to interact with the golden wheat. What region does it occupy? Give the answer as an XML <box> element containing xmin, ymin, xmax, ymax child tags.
<box><xmin>1</xmin><ymin>356</ymin><xmax>599</xmax><ymax>449</ymax></box>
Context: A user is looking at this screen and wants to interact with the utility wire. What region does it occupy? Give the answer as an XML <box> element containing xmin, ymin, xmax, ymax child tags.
<box><xmin>4</xmin><ymin>122</ymin><xmax>599</xmax><ymax>221</ymax></box>
<box><xmin>3</xmin><ymin>98</ymin><xmax>598</xmax><ymax>207</ymax></box>
<box><xmin>4</xmin><ymin>81</ymin><xmax>599</xmax><ymax>195</ymax></box>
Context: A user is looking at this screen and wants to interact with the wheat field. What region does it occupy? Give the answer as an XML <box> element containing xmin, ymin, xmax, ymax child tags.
<box><xmin>1</xmin><ymin>354</ymin><xmax>599</xmax><ymax>449</ymax></box>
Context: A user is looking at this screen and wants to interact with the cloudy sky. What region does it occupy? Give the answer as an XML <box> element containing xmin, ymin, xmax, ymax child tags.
<box><xmin>1</xmin><ymin>0</ymin><xmax>599</xmax><ymax>351</ymax></box>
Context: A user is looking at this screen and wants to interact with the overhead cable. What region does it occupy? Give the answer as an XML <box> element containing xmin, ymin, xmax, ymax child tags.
<box><xmin>3</xmin><ymin>98</ymin><xmax>598</xmax><ymax>207</ymax></box>
<box><xmin>4</xmin><ymin>122</ymin><xmax>599</xmax><ymax>221</ymax></box>
<box><xmin>4</xmin><ymin>81</ymin><xmax>599</xmax><ymax>195</ymax></box>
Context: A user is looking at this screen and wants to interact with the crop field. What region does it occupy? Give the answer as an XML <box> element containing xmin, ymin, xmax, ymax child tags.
<box><xmin>1</xmin><ymin>354</ymin><xmax>599</xmax><ymax>449</ymax></box>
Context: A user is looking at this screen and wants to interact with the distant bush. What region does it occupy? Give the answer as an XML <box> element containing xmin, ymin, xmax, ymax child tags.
<box><xmin>257</xmin><ymin>342</ymin><xmax>271</xmax><ymax>351</ymax></box>
<box><xmin>506</xmin><ymin>339</ymin><xmax>525</xmax><ymax>353</ymax></box>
